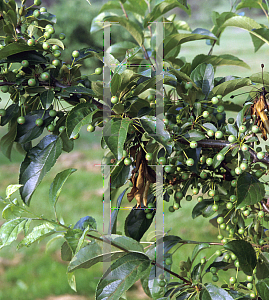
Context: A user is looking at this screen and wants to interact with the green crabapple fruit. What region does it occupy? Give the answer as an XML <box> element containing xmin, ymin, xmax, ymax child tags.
<box><xmin>215</xmin><ymin>131</ymin><xmax>223</xmax><ymax>139</ymax></box>
<box><xmin>217</xmin><ymin>217</ymin><xmax>224</xmax><ymax>224</ymax></box>
<box><xmin>17</xmin><ymin>116</ymin><xmax>26</xmax><ymax>124</ymax></box>
<box><xmin>34</xmin><ymin>0</ymin><xmax>42</xmax><ymax>5</ymax></box>
<box><xmin>21</xmin><ymin>60</ymin><xmax>29</xmax><ymax>67</ymax></box>
<box><xmin>40</xmin><ymin>7</ymin><xmax>47</xmax><ymax>12</ymax></box>
<box><xmin>197</xmin><ymin>196</ymin><xmax>203</xmax><ymax>202</ymax></box>
<box><xmin>206</xmin><ymin>158</ymin><xmax>213</xmax><ymax>165</ymax></box>
<box><xmin>59</xmin><ymin>126</ymin><xmax>65</xmax><ymax>133</ymax></box>
<box><xmin>124</xmin><ymin>158</ymin><xmax>132</xmax><ymax>166</ymax></box>
<box><xmin>192</xmin><ymin>188</ymin><xmax>199</xmax><ymax>195</ymax></box>
<box><xmin>41</xmin><ymin>72</ymin><xmax>50</xmax><ymax>81</ymax></box>
<box><xmin>35</xmin><ymin>118</ymin><xmax>43</xmax><ymax>126</ymax></box>
<box><xmin>235</xmin><ymin>167</ymin><xmax>242</xmax><ymax>175</ymax></box>
<box><xmin>49</xmin><ymin>110</ymin><xmax>57</xmax><ymax>117</ymax></box>
<box><xmin>211</xmin><ymin>97</ymin><xmax>219</xmax><ymax>104</ymax></box>
<box><xmin>212</xmin><ymin>204</ymin><xmax>219</xmax><ymax>211</ymax></box>
<box><xmin>228</xmin><ymin>135</ymin><xmax>236</xmax><ymax>143</ymax></box>
<box><xmin>217</xmin><ymin>105</ymin><xmax>225</xmax><ymax>113</ymax></box>
<box><xmin>27</xmin><ymin>39</ymin><xmax>35</xmax><ymax>46</ymax></box>
<box><xmin>33</xmin><ymin>9</ymin><xmax>40</xmax><ymax>18</ymax></box>
<box><xmin>158</xmin><ymin>157</ymin><xmax>166</xmax><ymax>165</ymax></box>
<box><xmin>216</xmin><ymin>153</ymin><xmax>224</xmax><ymax>161</ymax></box>
<box><xmin>1</xmin><ymin>86</ymin><xmax>9</xmax><ymax>93</ymax></box>
<box><xmin>240</xmin><ymin>162</ymin><xmax>247</xmax><ymax>170</ymax></box>
<box><xmin>226</xmin><ymin>202</ymin><xmax>233</xmax><ymax>209</ymax></box>
<box><xmin>72</xmin><ymin>50</ymin><xmax>80</xmax><ymax>58</ymax></box>
<box><xmin>186</xmin><ymin>158</ymin><xmax>194</xmax><ymax>166</ymax></box>
<box><xmin>145</xmin><ymin>153</ymin><xmax>153</xmax><ymax>161</ymax></box>
<box><xmin>111</xmin><ymin>96</ymin><xmax>119</xmax><ymax>104</ymax></box>
<box><xmin>87</xmin><ymin>124</ymin><xmax>95</xmax><ymax>132</ymax></box>
<box><xmin>47</xmin><ymin>124</ymin><xmax>55</xmax><ymax>132</ymax></box>
<box><xmin>0</xmin><ymin>109</ymin><xmax>6</xmax><ymax>117</ymax></box>
<box><xmin>185</xmin><ymin>81</ymin><xmax>193</xmax><ymax>89</ymax></box>
<box><xmin>186</xmin><ymin>195</ymin><xmax>192</xmax><ymax>201</ymax></box>
<box><xmin>207</xmin><ymin>130</ymin><xmax>215</xmax><ymax>137</ymax></box>
<box><xmin>42</xmin><ymin>42</ymin><xmax>50</xmax><ymax>50</ymax></box>
<box><xmin>252</xmin><ymin>125</ymin><xmax>259</xmax><ymax>133</ymax></box>
<box><xmin>28</xmin><ymin>78</ymin><xmax>36</xmax><ymax>87</ymax></box>
<box><xmin>239</xmin><ymin>125</ymin><xmax>247</xmax><ymax>133</ymax></box>
<box><xmin>59</xmin><ymin>33</ymin><xmax>66</xmax><ymax>40</ymax></box>
<box><xmin>175</xmin><ymin>191</ymin><xmax>183</xmax><ymax>199</ymax></box>
<box><xmin>257</xmin><ymin>151</ymin><xmax>265</xmax><ymax>160</ymax></box>
<box><xmin>228</xmin><ymin>118</ymin><xmax>234</xmax><ymax>124</ymax></box>
<box><xmin>190</xmin><ymin>141</ymin><xmax>197</xmax><ymax>148</ymax></box>
<box><xmin>203</xmin><ymin>111</ymin><xmax>209</xmax><ymax>118</ymax></box>
<box><xmin>52</xmin><ymin>59</ymin><xmax>61</xmax><ymax>67</ymax></box>
<box><xmin>241</xmin><ymin>144</ymin><xmax>248</xmax><ymax>151</ymax></box>
<box><xmin>53</xmin><ymin>50</ymin><xmax>61</xmax><ymax>58</ymax></box>
<box><xmin>95</xmin><ymin>68</ymin><xmax>102</xmax><ymax>75</ymax></box>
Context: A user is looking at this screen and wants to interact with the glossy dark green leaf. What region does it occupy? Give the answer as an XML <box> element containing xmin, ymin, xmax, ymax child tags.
<box><xmin>140</xmin><ymin>116</ymin><xmax>172</xmax><ymax>155</ymax></box>
<box><xmin>104</xmin><ymin>16</ymin><xmax>144</xmax><ymax>46</ymax></box>
<box><xmin>191</xmin><ymin>243</ymin><xmax>210</xmax><ymax>262</ymax></box>
<box><xmin>96</xmin><ymin>252</ymin><xmax>151</xmax><ymax>300</ymax></box>
<box><xmin>127</xmin><ymin>99</ymin><xmax>150</xmax><ymax>118</ymax></box>
<box><xmin>236</xmin><ymin>172</ymin><xmax>265</xmax><ymax>209</ymax></box>
<box><xmin>184</xmin><ymin>130</ymin><xmax>205</xmax><ymax>141</ymax></box>
<box><xmin>125</xmin><ymin>206</ymin><xmax>155</xmax><ymax>241</ymax></box>
<box><xmin>191</xmin><ymin>262</ymin><xmax>202</xmax><ymax>281</ymax></box>
<box><xmin>66</xmin><ymin>102</ymin><xmax>97</xmax><ymax>139</ymax></box>
<box><xmin>236</xmin><ymin>0</ymin><xmax>267</xmax><ymax>10</ymax></box>
<box><xmin>0</xmin><ymin>104</ymin><xmax>19</xmax><ymax>126</ymax></box>
<box><xmin>0</xmin><ymin>218</ymin><xmax>30</xmax><ymax>249</ymax></box>
<box><xmin>60</xmin><ymin>129</ymin><xmax>74</xmax><ymax>153</ymax></box>
<box><xmin>15</xmin><ymin>110</ymin><xmax>54</xmax><ymax>144</ymax></box>
<box><xmin>0</xmin><ymin>43</ymin><xmax>44</xmax><ymax>61</ymax></box>
<box><xmin>110</xmin><ymin>188</ymin><xmax>128</xmax><ymax>234</ymax></box>
<box><xmin>201</xmin><ymin>283</ymin><xmax>234</xmax><ymax>300</ymax></box>
<box><xmin>63</xmin><ymin>85</ymin><xmax>95</xmax><ymax>96</ymax></box>
<box><xmin>40</xmin><ymin>90</ymin><xmax>54</xmax><ymax>109</ymax></box>
<box><xmin>211</xmin><ymin>78</ymin><xmax>252</xmax><ymax>98</ymax></box>
<box><xmin>257</xmin><ymin>252</ymin><xmax>269</xmax><ymax>280</ymax></box>
<box><xmin>46</xmin><ymin>38</ymin><xmax>65</xmax><ymax>50</ymax></box>
<box><xmin>74</xmin><ymin>216</ymin><xmax>97</xmax><ymax>231</ymax></box>
<box><xmin>110</xmin><ymin>160</ymin><xmax>132</xmax><ymax>189</ymax></box>
<box><xmin>206</xmin><ymin>261</ymin><xmax>231</xmax><ymax>273</ymax></box>
<box><xmin>111</xmin><ymin>73</ymin><xmax>122</xmax><ymax>96</ymax></box>
<box><xmin>6</xmin><ymin>9</ymin><xmax>17</xmax><ymax>26</ymax></box>
<box><xmin>49</xmin><ymin>168</ymin><xmax>77</xmax><ymax>208</ymax></box>
<box><xmin>192</xmin><ymin>199</ymin><xmax>214</xmax><ymax>219</ymax></box>
<box><xmin>192</xmin><ymin>54</ymin><xmax>250</xmax><ymax>71</ymax></box>
<box><xmin>99</xmin><ymin>0</ymin><xmax>147</xmax><ymax>16</ymax></box>
<box><xmin>143</xmin><ymin>0</ymin><xmax>191</xmax><ymax>27</ymax></box>
<box><xmin>0</xmin><ymin>121</ymin><xmax>17</xmax><ymax>160</ymax></box>
<box><xmin>19</xmin><ymin>135</ymin><xmax>62</xmax><ymax>205</ymax></box>
<box><xmin>212</xmin><ymin>145</ymin><xmax>230</xmax><ymax>169</ymax></box>
<box><xmin>224</xmin><ymin>240</ymin><xmax>257</xmax><ymax>275</ymax></box>
<box><xmin>37</xmin><ymin>11</ymin><xmax>57</xmax><ymax>23</ymax></box>
<box><xmin>256</xmin><ymin>278</ymin><xmax>269</xmax><ymax>300</ymax></box>
<box><xmin>17</xmin><ymin>223</ymin><xmax>55</xmax><ymax>249</ymax></box>
<box><xmin>103</xmin><ymin>118</ymin><xmax>132</xmax><ymax>160</ymax></box>
<box><xmin>191</xmin><ymin>63</ymin><xmax>214</xmax><ymax>97</ymax></box>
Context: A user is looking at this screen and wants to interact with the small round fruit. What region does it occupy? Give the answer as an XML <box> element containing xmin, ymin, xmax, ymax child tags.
<box><xmin>95</xmin><ymin>67</ymin><xmax>102</xmax><ymax>75</ymax></box>
<box><xmin>43</xmin><ymin>32</ymin><xmax>51</xmax><ymax>39</ymax></box>
<box><xmin>226</xmin><ymin>202</ymin><xmax>233</xmax><ymax>209</ymax></box>
<box><xmin>168</xmin><ymin>206</ymin><xmax>175</xmax><ymax>212</ymax></box>
<box><xmin>27</xmin><ymin>38</ymin><xmax>35</xmax><ymax>46</ymax></box>
<box><xmin>231</xmin><ymin>180</ymin><xmax>237</xmax><ymax>187</ymax></box>
<box><xmin>35</xmin><ymin>118</ymin><xmax>43</xmax><ymax>126</ymax></box>
<box><xmin>215</xmin><ymin>131</ymin><xmax>223</xmax><ymax>139</ymax></box>
<box><xmin>215</xmin><ymin>250</ymin><xmax>222</xmax><ymax>256</ymax></box>
<box><xmin>220</xmin><ymin>223</ymin><xmax>226</xmax><ymax>230</ymax></box>
<box><xmin>164</xmin><ymin>165</ymin><xmax>172</xmax><ymax>173</ymax></box>
<box><xmin>206</xmin><ymin>158</ymin><xmax>213</xmax><ymax>165</ymax></box>
<box><xmin>49</xmin><ymin>109</ymin><xmax>57</xmax><ymax>117</ymax></box>
<box><xmin>165</xmin><ymin>258</ymin><xmax>172</xmax><ymax>265</ymax></box>
<box><xmin>217</xmin><ymin>105</ymin><xmax>225</xmax><ymax>113</ymax></box>
<box><xmin>230</xmin><ymin>195</ymin><xmax>237</xmax><ymax>202</ymax></box>
<box><xmin>28</xmin><ymin>78</ymin><xmax>36</xmax><ymax>86</ymax></box>
<box><xmin>249</xmin><ymin>292</ymin><xmax>256</xmax><ymax>299</ymax></box>
<box><xmin>17</xmin><ymin>116</ymin><xmax>25</xmax><ymax>124</ymax></box>
<box><xmin>34</xmin><ymin>0</ymin><xmax>42</xmax><ymax>5</ymax></box>
<box><xmin>175</xmin><ymin>191</ymin><xmax>183</xmax><ymax>200</ymax></box>
<box><xmin>247</xmin><ymin>283</ymin><xmax>253</xmax><ymax>290</ymax></box>
<box><xmin>197</xmin><ymin>196</ymin><xmax>203</xmax><ymax>202</ymax></box>
<box><xmin>210</xmin><ymin>267</ymin><xmax>217</xmax><ymax>274</ymax></box>
<box><xmin>87</xmin><ymin>124</ymin><xmax>95</xmax><ymax>132</ymax></box>
<box><xmin>124</xmin><ymin>157</ymin><xmax>132</xmax><ymax>166</ymax></box>
<box><xmin>47</xmin><ymin>124</ymin><xmax>55</xmax><ymax>132</ymax></box>
<box><xmin>47</xmin><ymin>27</ymin><xmax>55</xmax><ymax>34</ymax></box>
<box><xmin>228</xmin><ymin>117</ymin><xmax>234</xmax><ymax>124</ymax></box>
<box><xmin>214</xmin><ymin>195</ymin><xmax>220</xmax><ymax>202</ymax></box>
<box><xmin>1</xmin><ymin>85</ymin><xmax>9</xmax><ymax>93</ymax></box>
<box><xmin>257</xmin><ymin>151</ymin><xmax>265</xmax><ymax>160</ymax></box>
<box><xmin>173</xmin><ymin>203</ymin><xmax>180</xmax><ymax>210</ymax></box>
<box><xmin>192</xmin><ymin>188</ymin><xmax>199</xmax><ymax>195</ymax></box>
<box><xmin>53</xmin><ymin>50</ymin><xmax>61</xmax><ymax>58</ymax></box>
<box><xmin>241</xmin><ymin>144</ymin><xmax>248</xmax><ymax>152</ymax></box>
<box><xmin>186</xmin><ymin>158</ymin><xmax>194</xmax><ymax>166</ymax></box>
<box><xmin>200</xmin><ymin>171</ymin><xmax>207</xmax><ymax>179</ymax></box>
<box><xmin>158</xmin><ymin>157</ymin><xmax>166</xmax><ymax>165</ymax></box>
<box><xmin>203</xmin><ymin>111</ymin><xmax>209</xmax><ymax>118</ymax></box>
<box><xmin>238</xmin><ymin>227</ymin><xmax>244</xmax><ymax>235</ymax></box>
<box><xmin>186</xmin><ymin>195</ymin><xmax>192</xmax><ymax>201</ymax></box>
<box><xmin>41</xmin><ymin>72</ymin><xmax>50</xmax><ymax>81</ymax></box>
<box><xmin>228</xmin><ymin>135</ymin><xmax>236</xmax><ymax>143</ymax></box>
<box><xmin>72</xmin><ymin>50</ymin><xmax>80</xmax><ymax>58</ymax></box>
<box><xmin>235</xmin><ymin>167</ymin><xmax>242</xmax><ymax>175</ymax></box>
<box><xmin>146</xmin><ymin>213</ymin><xmax>153</xmax><ymax>219</ymax></box>
<box><xmin>158</xmin><ymin>280</ymin><xmax>166</xmax><ymax>287</ymax></box>
<box><xmin>40</xmin><ymin>7</ymin><xmax>47</xmax><ymax>12</ymax></box>
<box><xmin>243</xmin><ymin>209</ymin><xmax>250</xmax><ymax>217</ymax></box>
<box><xmin>217</xmin><ymin>217</ymin><xmax>224</xmax><ymax>224</ymax></box>
<box><xmin>59</xmin><ymin>126</ymin><xmax>65</xmax><ymax>133</ymax></box>
<box><xmin>0</xmin><ymin>109</ymin><xmax>6</xmax><ymax>117</ymax></box>
<box><xmin>252</xmin><ymin>125</ymin><xmax>259</xmax><ymax>133</ymax></box>
<box><xmin>217</xmin><ymin>153</ymin><xmax>224</xmax><ymax>161</ymax></box>
<box><xmin>59</xmin><ymin>33</ymin><xmax>66</xmax><ymax>40</ymax></box>
<box><xmin>33</xmin><ymin>9</ymin><xmax>40</xmax><ymax>18</ymax></box>
<box><xmin>207</xmin><ymin>130</ymin><xmax>215</xmax><ymax>137</ymax></box>
<box><xmin>52</xmin><ymin>59</ymin><xmax>61</xmax><ymax>67</ymax></box>
<box><xmin>147</xmin><ymin>94</ymin><xmax>154</xmax><ymax>102</ymax></box>
<box><xmin>234</xmin><ymin>260</ymin><xmax>240</xmax><ymax>268</ymax></box>
<box><xmin>212</xmin><ymin>275</ymin><xmax>219</xmax><ymax>282</ymax></box>
<box><xmin>229</xmin><ymin>276</ymin><xmax>236</xmax><ymax>284</ymax></box>
<box><xmin>258</xmin><ymin>211</ymin><xmax>265</xmax><ymax>218</ymax></box>
<box><xmin>208</xmin><ymin>190</ymin><xmax>215</xmax><ymax>197</ymax></box>
<box><xmin>42</xmin><ymin>42</ymin><xmax>50</xmax><ymax>50</ymax></box>
<box><xmin>200</xmin><ymin>156</ymin><xmax>206</xmax><ymax>163</ymax></box>
<box><xmin>21</xmin><ymin>60</ymin><xmax>29</xmax><ymax>67</ymax></box>
<box><xmin>111</xmin><ymin>96</ymin><xmax>119</xmax><ymax>104</ymax></box>
<box><xmin>212</xmin><ymin>204</ymin><xmax>219</xmax><ymax>211</ymax></box>
<box><xmin>182</xmin><ymin>173</ymin><xmax>189</xmax><ymax>180</ymax></box>
<box><xmin>240</xmin><ymin>162</ymin><xmax>247</xmax><ymax>170</ymax></box>
<box><xmin>190</xmin><ymin>141</ymin><xmax>197</xmax><ymax>148</ymax></box>
<box><xmin>239</xmin><ymin>125</ymin><xmax>247</xmax><ymax>133</ymax></box>
<box><xmin>145</xmin><ymin>153</ymin><xmax>153</xmax><ymax>161</ymax></box>
<box><xmin>185</xmin><ymin>81</ymin><xmax>193</xmax><ymax>89</ymax></box>
<box><xmin>211</xmin><ymin>97</ymin><xmax>219</xmax><ymax>104</ymax></box>
<box><xmin>255</xmin><ymin>170</ymin><xmax>263</xmax><ymax>178</ymax></box>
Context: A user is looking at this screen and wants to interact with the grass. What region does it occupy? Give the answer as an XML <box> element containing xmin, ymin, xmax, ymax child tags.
<box><xmin>0</xmin><ymin>2</ymin><xmax>269</xmax><ymax>300</ymax></box>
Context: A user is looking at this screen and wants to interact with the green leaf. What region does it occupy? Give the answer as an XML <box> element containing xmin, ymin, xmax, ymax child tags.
<box><xmin>236</xmin><ymin>0</ymin><xmax>267</xmax><ymax>10</ymax></box>
<box><xmin>192</xmin><ymin>199</ymin><xmax>214</xmax><ymax>219</ymax></box>
<box><xmin>67</xmin><ymin>272</ymin><xmax>76</xmax><ymax>292</ymax></box>
<box><xmin>236</xmin><ymin>172</ymin><xmax>265</xmax><ymax>209</ymax></box>
<box><xmin>40</xmin><ymin>90</ymin><xmax>54</xmax><ymax>109</ymax></box>
<box><xmin>66</xmin><ymin>102</ymin><xmax>97</xmax><ymax>139</ymax></box>
<box><xmin>96</xmin><ymin>252</ymin><xmax>151</xmax><ymax>300</ymax></box>
<box><xmin>68</xmin><ymin>235</ymin><xmax>144</xmax><ymax>272</ymax></box>
<box><xmin>257</xmin><ymin>252</ymin><xmax>269</xmax><ymax>280</ymax></box>
<box><xmin>110</xmin><ymin>188</ymin><xmax>128</xmax><ymax>234</ymax></box>
<box><xmin>140</xmin><ymin>116</ymin><xmax>172</xmax><ymax>155</ymax></box>
<box><xmin>191</xmin><ymin>63</ymin><xmax>214</xmax><ymax>97</ymax></box>
<box><xmin>164</xmin><ymin>32</ymin><xmax>216</xmax><ymax>59</ymax></box>
<box><xmin>184</xmin><ymin>129</ymin><xmax>206</xmax><ymax>141</ymax></box>
<box><xmin>257</xmin><ymin>278</ymin><xmax>269</xmax><ymax>300</ymax></box>
<box><xmin>63</xmin><ymin>85</ymin><xmax>95</xmax><ymax>97</ymax></box>
<box><xmin>201</xmin><ymin>283</ymin><xmax>234</xmax><ymax>300</ymax></box>
<box><xmin>74</xmin><ymin>216</ymin><xmax>97</xmax><ymax>231</ymax></box>
<box><xmin>224</xmin><ymin>240</ymin><xmax>257</xmax><ymax>275</ymax></box>
<box><xmin>111</xmin><ymin>73</ymin><xmax>122</xmax><ymax>96</ymax></box>
<box><xmin>100</xmin><ymin>0</ymin><xmax>147</xmax><ymax>16</ymax></box>
<box><xmin>192</xmin><ymin>54</ymin><xmax>250</xmax><ymax>71</ymax></box>
<box><xmin>0</xmin><ymin>218</ymin><xmax>30</xmax><ymax>249</ymax></box>
<box><xmin>191</xmin><ymin>243</ymin><xmax>210</xmax><ymax>262</ymax></box>
<box><xmin>111</xmin><ymin>160</ymin><xmax>132</xmax><ymax>189</ymax></box>
<box><xmin>0</xmin><ymin>43</ymin><xmax>44</xmax><ymax>61</ymax></box>
<box><xmin>0</xmin><ymin>121</ymin><xmax>17</xmax><ymax>160</ymax></box>
<box><xmin>143</xmin><ymin>0</ymin><xmax>191</xmax><ymax>27</ymax></box>
<box><xmin>6</xmin><ymin>9</ymin><xmax>17</xmax><ymax>27</ymax></box>
<box><xmin>211</xmin><ymin>77</ymin><xmax>252</xmax><ymax>97</ymax></box>
<box><xmin>104</xmin><ymin>16</ymin><xmax>144</xmax><ymax>47</ymax></box>
<box><xmin>46</xmin><ymin>38</ymin><xmax>65</xmax><ymax>50</ymax></box>
<box><xmin>103</xmin><ymin>118</ymin><xmax>132</xmax><ymax>160</ymax></box>
<box><xmin>49</xmin><ymin>168</ymin><xmax>77</xmax><ymax>208</ymax></box>
<box><xmin>19</xmin><ymin>135</ymin><xmax>62</xmax><ymax>205</ymax></box>
<box><xmin>6</xmin><ymin>184</ymin><xmax>23</xmax><ymax>199</ymax></box>
<box><xmin>17</xmin><ymin>223</ymin><xmax>55</xmax><ymax>249</ymax></box>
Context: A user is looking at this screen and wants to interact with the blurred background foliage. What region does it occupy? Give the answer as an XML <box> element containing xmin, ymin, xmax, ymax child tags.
<box><xmin>0</xmin><ymin>0</ymin><xmax>269</xmax><ymax>299</ymax></box>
